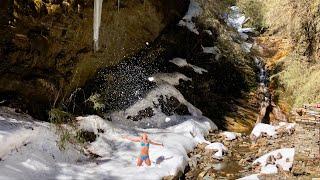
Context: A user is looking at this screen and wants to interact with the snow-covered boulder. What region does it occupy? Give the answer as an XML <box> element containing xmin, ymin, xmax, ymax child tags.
<box><xmin>251</xmin><ymin>123</ymin><xmax>277</xmax><ymax>139</ymax></box>
<box><xmin>205</xmin><ymin>142</ymin><xmax>228</xmax><ymax>160</ymax></box>
<box><xmin>250</xmin><ymin>122</ymin><xmax>296</xmax><ymax>140</ymax></box>
<box><xmin>253</xmin><ymin>148</ymin><xmax>295</xmax><ymax>172</ymax></box>
<box><xmin>221</xmin><ymin>131</ymin><xmax>238</xmax><ymax>141</ymax></box>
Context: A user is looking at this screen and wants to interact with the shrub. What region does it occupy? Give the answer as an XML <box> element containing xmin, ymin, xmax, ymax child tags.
<box><xmin>48</xmin><ymin>108</ymin><xmax>74</xmax><ymax>124</ymax></box>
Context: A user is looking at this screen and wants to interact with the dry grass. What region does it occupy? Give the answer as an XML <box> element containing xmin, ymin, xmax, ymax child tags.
<box><xmin>278</xmin><ymin>58</ymin><xmax>320</xmax><ymax>107</ymax></box>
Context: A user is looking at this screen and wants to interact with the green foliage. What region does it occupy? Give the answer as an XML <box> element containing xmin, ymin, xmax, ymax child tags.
<box><xmin>49</xmin><ymin>108</ymin><xmax>74</xmax><ymax>124</ymax></box>
<box><xmin>88</xmin><ymin>93</ymin><xmax>105</xmax><ymax>111</ymax></box>
<box><xmin>75</xmin><ymin>130</ymin><xmax>97</xmax><ymax>144</ymax></box>
<box><xmin>56</xmin><ymin>127</ymin><xmax>97</xmax><ymax>150</ymax></box>
<box><xmin>57</xmin><ymin>128</ymin><xmax>72</xmax><ymax>150</ymax></box>
<box><xmin>49</xmin><ymin>108</ymin><xmax>95</xmax><ymax>150</ymax></box>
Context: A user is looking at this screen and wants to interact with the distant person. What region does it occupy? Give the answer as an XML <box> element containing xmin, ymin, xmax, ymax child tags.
<box><xmin>123</xmin><ymin>133</ymin><xmax>163</xmax><ymax>166</ymax></box>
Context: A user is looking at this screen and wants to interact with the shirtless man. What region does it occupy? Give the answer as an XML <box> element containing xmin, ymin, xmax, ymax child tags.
<box><xmin>124</xmin><ymin>133</ymin><xmax>163</xmax><ymax>166</ymax></box>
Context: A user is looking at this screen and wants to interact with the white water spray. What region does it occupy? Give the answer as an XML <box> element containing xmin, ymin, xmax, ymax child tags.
<box><xmin>93</xmin><ymin>0</ymin><xmax>103</xmax><ymax>52</ymax></box>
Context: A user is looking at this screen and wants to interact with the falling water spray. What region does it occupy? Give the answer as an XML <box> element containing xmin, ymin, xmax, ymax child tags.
<box><xmin>93</xmin><ymin>0</ymin><xmax>103</xmax><ymax>52</ymax></box>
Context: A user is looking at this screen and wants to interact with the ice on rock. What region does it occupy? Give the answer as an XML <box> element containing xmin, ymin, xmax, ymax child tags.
<box><xmin>225</xmin><ymin>6</ymin><xmax>255</xmax><ymax>41</ymax></box>
<box><xmin>202</xmin><ymin>46</ymin><xmax>219</xmax><ymax>54</ymax></box>
<box><xmin>204</xmin><ymin>30</ymin><xmax>213</xmax><ymax>35</ymax></box>
<box><xmin>178</xmin><ymin>0</ymin><xmax>203</xmax><ymax>34</ymax></box>
<box><xmin>221</xmin><ymin>131</ymin><xmax>237</xmax><ymax>141</ymax></box>
<box><xmin>152</xmin><ymin>73</ymin><xmax>191</xmax><ymax>86</ymax></box>
<box><xmin>170</xmin><ymin>58</ymin><xmax>189</xmax><ymax>67</ymax></box>
<box><xmin>205</xmin><ymin>142</ymin><xmax>228</xmax><ymax>159</ymax></box>
<box><xmin>170</xmin><ymin>58</ymin><xmax>208</xmax><ymax>74</ymax></box>
<box><xmin>227</xmin><ymin>6</ymin><xmax>246</xmax><ymax>30</ymax></box>
<box><xmin>241</xmin><ymin>42</ymin><xmax>253</xmax><ymax>53</ymax></box>
<box><xmin>238</xmin><ymin>28</ymin><xmax>255</xmax><ymax>33</ymax></box>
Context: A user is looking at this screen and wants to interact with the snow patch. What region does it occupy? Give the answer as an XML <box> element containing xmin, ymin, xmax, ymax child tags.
<box><xmin>251</xmin><ymin>123</ymin><xmax>277</xmax><ymax>138</ymax></box>
<box><xmin>237</xmin><ymin>174</ymin><xmax>259</xmax><ymax>180</ymax></box>
<box><xmin>178</xmin><ymin>0</ymin><xmax>202</xmax><ymax>34</ymax></box>
<box><xmin>240</xmin><ymin>148</ymin><xmax>294</xmax><ymax>179</ymax></box>
<box><xmin>205</xmin><ymin>142</ymin><xmax>228</xmax><ymax>159</ymax></box>
<box><xmin>226</xmin><ymin>6</ymin><xmax>255</xmax><ymax>40</ymax></box>
<box><xmin>260</xmin><ymin>164</ymin><xmax>278</xmax><ymax>174</ymax></box>
<box><xmin>221</xmin><ymin>131</ymin><xmax>237</xmax><ymax>141</ymax></box>
<box><xmin>152</xmin><ymin>73</ymin><xmax>191</xmax><ymax>86</ymax></box>
<box><xmin>170</xmin><ymin>58</ymin><xmax>208</xmax><ymax>74</ymax></box>
<box><xmin>204</xmin><ymin>30</ymin><xmax>213</xmax><ymax>35</ymax></box>
<box><xmin>241</xmin><ymin>42</ymin><xmax>253</xmax><ymax>53</ymax></box>
<box><xmin>202</xmin><ymin>46</ymin><xmax>219</xmax><ymax>54</ymax></box>
<box><xmin>253</xmin><ymin>148</ymin><xmax>295</xmax><ymax>172</ymax></box>
<box><xmin>251</xmin><ymin>122</ymin><xmax>296</xmax><ymax>139</ymax></box>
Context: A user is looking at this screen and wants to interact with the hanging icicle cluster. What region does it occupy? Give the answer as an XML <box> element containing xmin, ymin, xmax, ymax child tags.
<box><xmin>93</xmin><ymin>0</ymin><xmax>103</xmax><ymax>52</ymax></box>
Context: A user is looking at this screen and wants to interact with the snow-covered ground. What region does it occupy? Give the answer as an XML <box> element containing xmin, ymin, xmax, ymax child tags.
<box><xmin>0</xmin><ymin>107</ymin><xmax>84</xmax><ymax>179</ymax></box>
<box><xmin>0</xmin><ymin>67</ymin><xmax>217</xmax><ymax>180</ymax></box>
<box><xmin>0</xmin><ymin>106</ymin><xmax>216</xmax><ymax>179</ymax></box>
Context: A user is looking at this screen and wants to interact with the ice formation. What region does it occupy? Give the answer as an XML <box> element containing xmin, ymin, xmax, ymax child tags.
<box><xmin>93</xmin><ymin>0</ymin><xmax>103</xmax><ymax>51</ymax></box>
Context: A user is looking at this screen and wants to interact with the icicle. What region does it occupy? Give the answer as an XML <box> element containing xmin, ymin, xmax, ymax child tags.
<box><xmin>118</xmin><ymin>0</ymin><xmax>120</xmax><ymax>12</ymax></box>
<box><xmin>93</xmin><ymin>0</ymin><xmax>103</xmax><ymax>52</ymax></box>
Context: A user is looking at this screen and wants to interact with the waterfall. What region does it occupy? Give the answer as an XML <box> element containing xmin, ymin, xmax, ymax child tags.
<box><xmin>93</xmin><ymin>0</ymin><xmax>103</xmax><ymax>52</ymax></box>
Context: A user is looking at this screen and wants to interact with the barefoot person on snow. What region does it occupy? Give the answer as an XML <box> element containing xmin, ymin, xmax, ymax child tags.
<box><xmin>124</xmin><ymin>133</ymin><xmax>163</xmax><ymax>166</ymax></box>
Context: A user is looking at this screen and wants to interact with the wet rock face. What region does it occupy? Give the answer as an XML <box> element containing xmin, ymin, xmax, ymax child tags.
<box><xmin>66</xmin><ymin>23</ymin><xmax>193</xmax><ymax>116</ymax></box>
<box><xmin>125</xmin><ymin>95</ymin><xmax>190</xmax><ymax>121</ymax></box>
<box><xmin>127</xmin><ymin>107</ymin><xmax>154</xmax><ymax>121</ymax></box>
<box><xmin>0</xmin><ymin>0</ymin><xmax>189</xmax><ymax>119</ymax></box>
<box><xmin>157</xmin><ymin>95</ymin><xmax>190</xmax><ymax>116</ymax></box>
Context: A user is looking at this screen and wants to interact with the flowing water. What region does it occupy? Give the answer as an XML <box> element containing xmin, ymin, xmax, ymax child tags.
<box><xmin>185</xmin><ymin>6</ymin><xmax>271</xmax><ymax>178</ymax></box>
